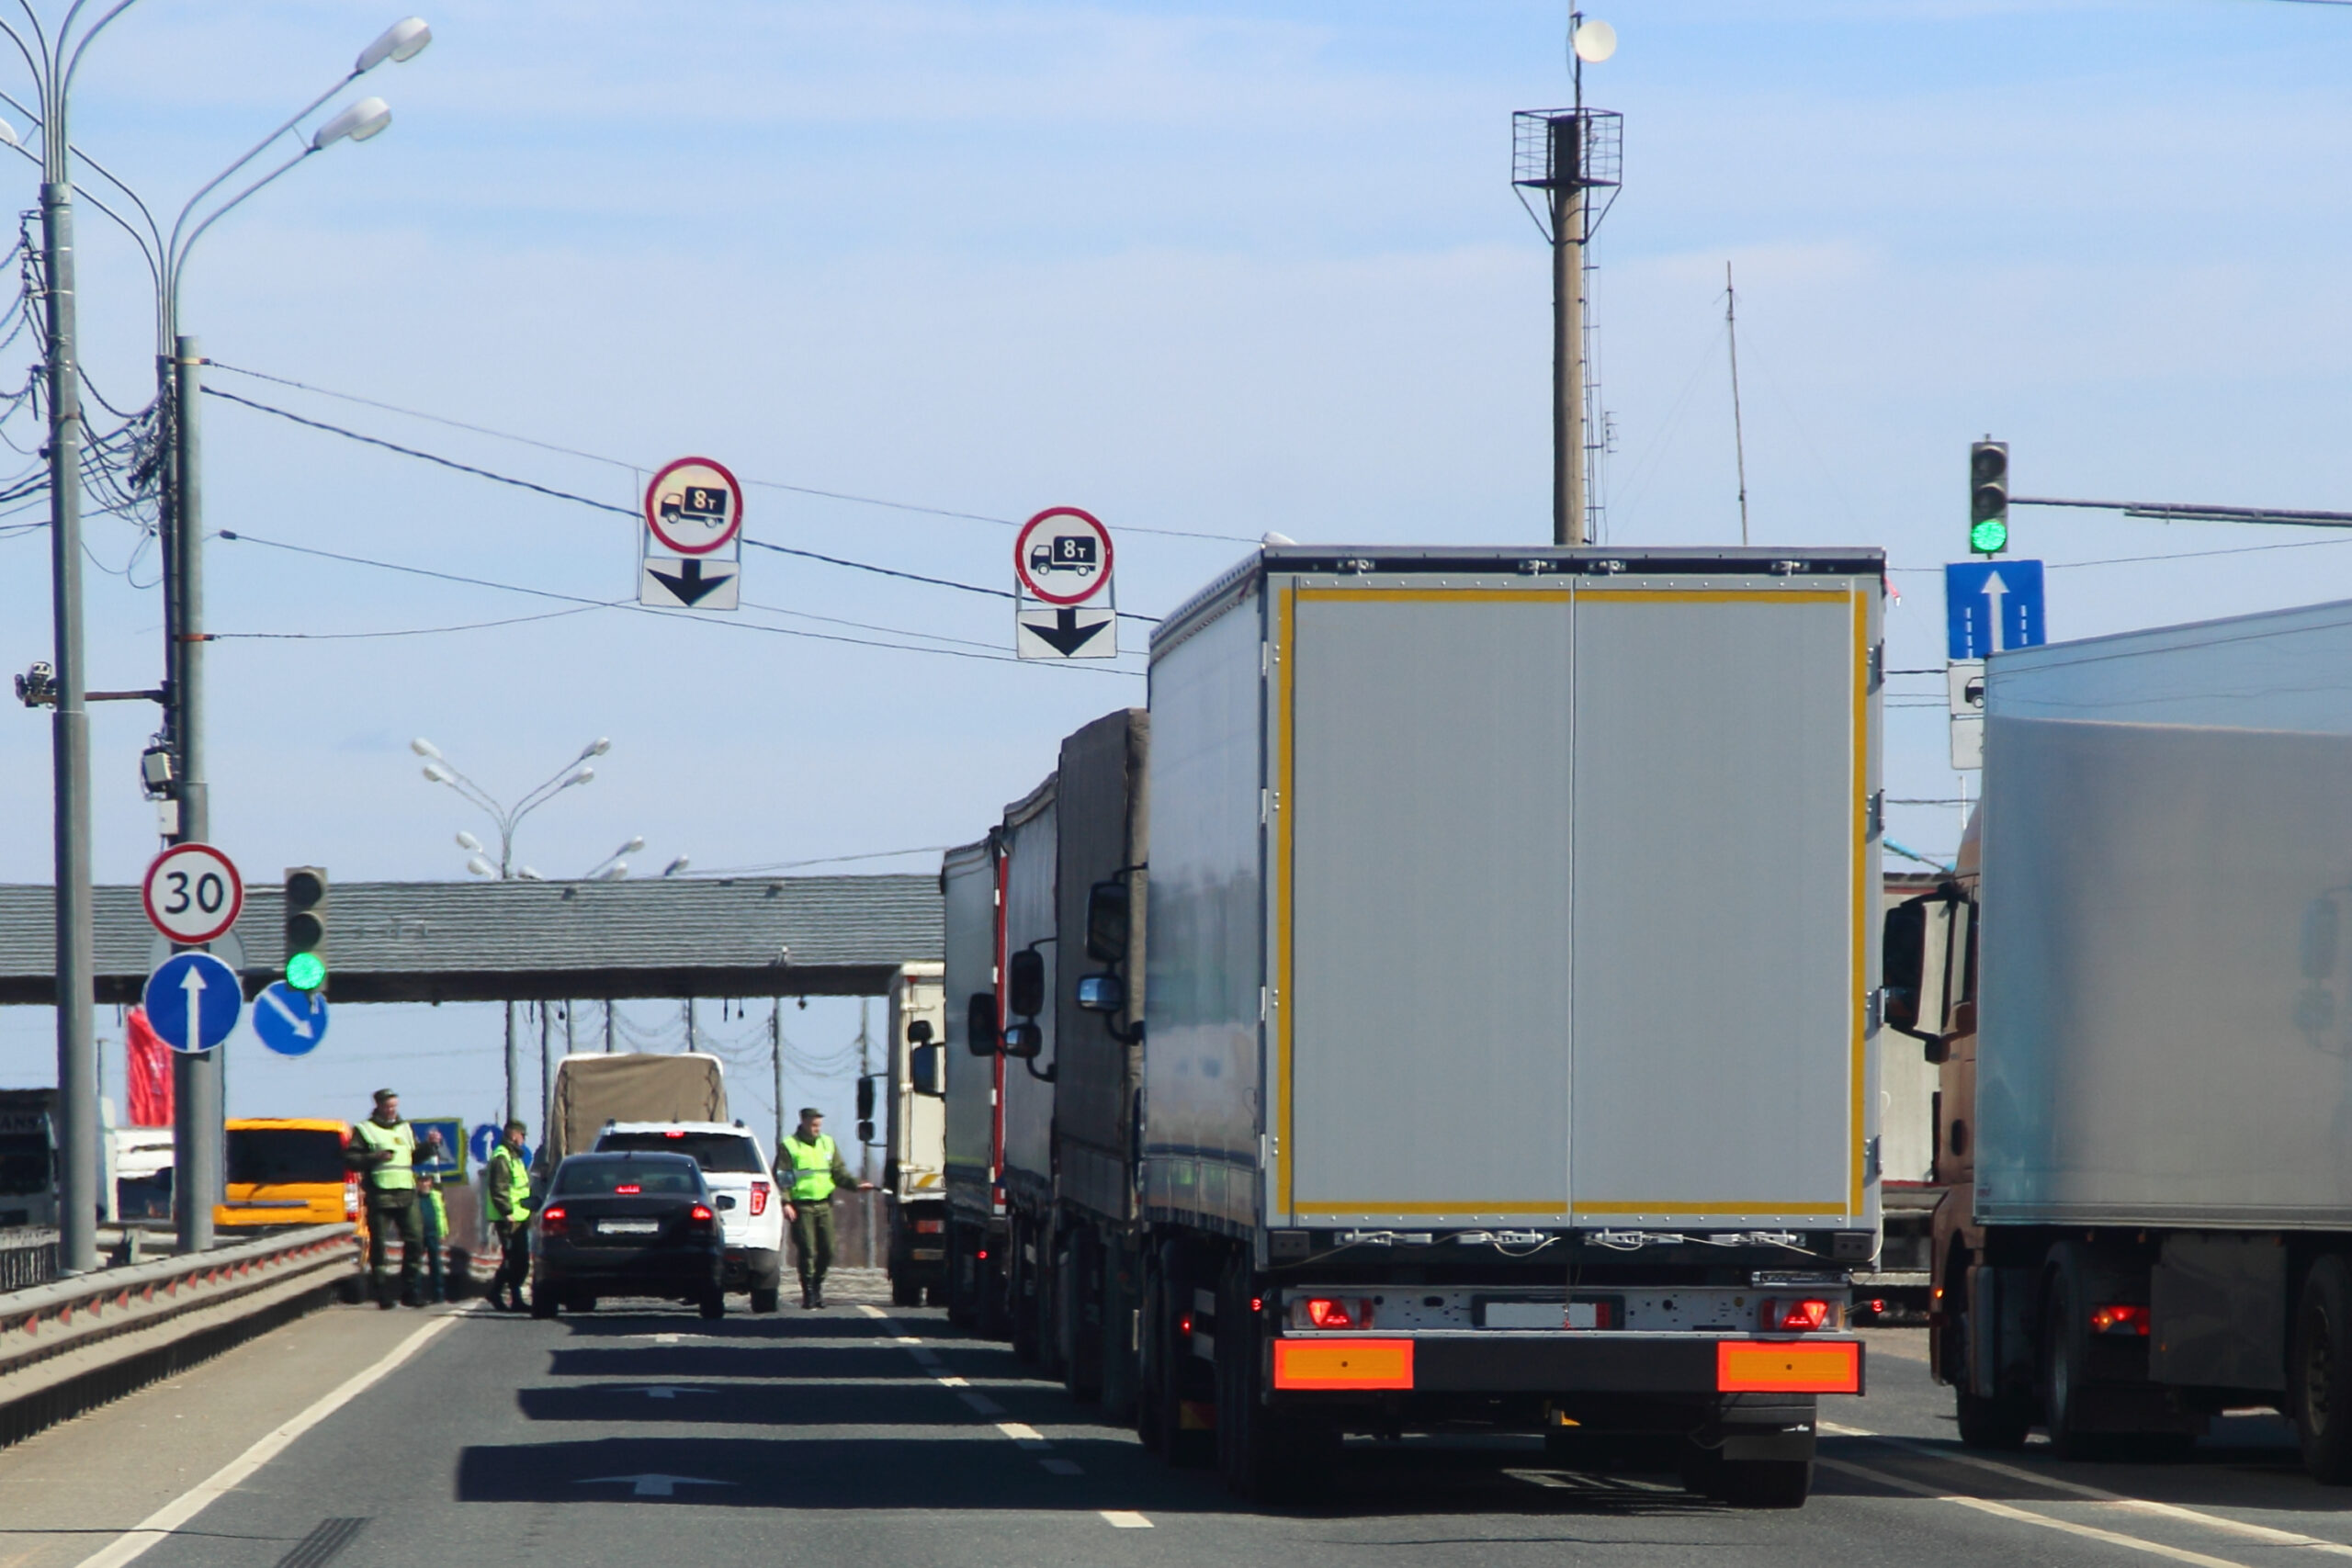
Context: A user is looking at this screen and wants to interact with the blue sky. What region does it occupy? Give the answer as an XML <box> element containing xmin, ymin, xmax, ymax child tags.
<box><xmin>4</xmin><ymin>0</ymin><xmax>2351</xmax><ymax>1123</ymax></box>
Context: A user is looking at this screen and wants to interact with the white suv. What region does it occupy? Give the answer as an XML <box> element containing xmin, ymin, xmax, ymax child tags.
<box><xmin>594</xmin><ymin>1121</ymin><xmax>786</xmax><ymax>1313</ymax></box>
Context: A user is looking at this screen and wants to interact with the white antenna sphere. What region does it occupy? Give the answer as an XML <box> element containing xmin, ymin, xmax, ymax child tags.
<box><xmin>1572</xmin><ymin>18</ymin><xmax>1617</xmax><ymax>63</ymax></box>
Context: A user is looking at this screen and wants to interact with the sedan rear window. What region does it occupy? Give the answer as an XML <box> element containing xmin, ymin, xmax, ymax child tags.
<box><xmin>557</xmin><ymin>1160</ymin><xmax>702</xmax><ymax>1196</ymax></box>
<box><xmin>596</xmin><ymin>1132</ymin><xmax>763</xmax><ymax>1174</ymax></box>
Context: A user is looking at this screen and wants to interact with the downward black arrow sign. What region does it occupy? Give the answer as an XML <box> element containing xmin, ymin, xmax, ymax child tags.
<box><xmin>648</xmin><ymin>558</ymin><xmax>732</xmax><ymax>607</ymax></box>
<box><xmin>1027</xmin><ymin>607</ymin><xmax>1106</xmax><ymax>656</ymax></box>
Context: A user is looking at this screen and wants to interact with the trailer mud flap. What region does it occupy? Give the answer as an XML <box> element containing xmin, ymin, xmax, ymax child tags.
<box><xmin>1272</xmin><ymin>1338</ymin><xmax>1415</xmax><ymax>1391</ymax></box>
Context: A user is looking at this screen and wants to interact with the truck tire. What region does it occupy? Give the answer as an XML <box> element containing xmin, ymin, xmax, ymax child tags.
<box><xmin>1010</xmin><ymin>1217</ymin><xmax>1041</xmax><ymax>1362</ymax></box>
<box><xmin>891</xmin><ymin>1274</ymin><xmax>922</xmax><ymax>1307</ymax></box>
<box><xmin>1142</xmin><ymin>1247</ymin><xmax>1213</xmax><ymax>1468</ymax></box>
<box><xmin>1215</xmin><ymin>1266</ymin><xmax>1335</xmax><ymax>1502</ymax></box>
<box><xmin>1719</xmin><ymin>1459</ymin><xmax>1813</xmax><ymax>1509</ymax></box>
<box><xmin>2041</xmin><ymin>1267</ymin><xmax>2108</xmax><ymax>1461</ymax></box>
<box><xmin>1949</xmin><ymin>1252</ymin><xmax>2031</xmax><ymax>1450</ymax></box>
<box><xmin>2296</xmin><ymin>1256</ymin><xmax>2352</xmax><ymax>1483</ymax></box>
<box><xmin>945</xmin><ymin>1224</ymin><xmax>977</xmax><ymax>1329</ymax></box>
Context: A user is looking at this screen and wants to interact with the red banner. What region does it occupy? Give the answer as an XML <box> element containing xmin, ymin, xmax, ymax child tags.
<box><xmin>125</xmin><ymin>1007</ymin><xmax>173</xmax><ymax>1126</ymax></box>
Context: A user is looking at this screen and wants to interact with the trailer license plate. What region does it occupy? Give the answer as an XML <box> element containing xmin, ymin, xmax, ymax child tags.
<box><xmin>599</xmin><ymin>1220</ymin><xmax>660</xmax><ymax>1235</ymax></box>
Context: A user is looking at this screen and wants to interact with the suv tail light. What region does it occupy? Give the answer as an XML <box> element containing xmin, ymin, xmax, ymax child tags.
<box><xmin>1295</xmin><ymin>1296</ymin><xmax>1374</xmax><ymax>1330</ymax></box>
<box><xmin>749</xmin><ymin>1181</ymin><xmax>771</xmax><ymax>1216</ymax></box>
<box><xmin>2090</xmin><ymin>1303</ymin><xmax>2150</xmax><ymax>1337</ymax></box>
<box><xmin>539</xmin><ymin>1204</ymin><xmax>568</xmax><ymax>1237</ymax></box>
<box><xmin>1763</xmin><ymin>1298</ymin><xmax>1832</xmax><ymax>1332</ymax></box>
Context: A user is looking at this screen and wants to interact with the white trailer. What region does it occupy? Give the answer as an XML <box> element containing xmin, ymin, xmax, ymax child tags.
<box><xmin>881</xmin><ymin>962</ymin><xmax>947</xmax><ymax>1305</ymax></box>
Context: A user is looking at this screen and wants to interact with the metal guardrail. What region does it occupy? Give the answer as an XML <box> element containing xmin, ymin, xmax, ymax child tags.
<box><xmin>0</xmin><ymin>1223</ymin><xmax>357</xmax><ymax>1444</ymax></box>
<box><xmin>0</xmin><ymin>1227</ymin><xmax>57</xmax><ymax>1292</ymax></box>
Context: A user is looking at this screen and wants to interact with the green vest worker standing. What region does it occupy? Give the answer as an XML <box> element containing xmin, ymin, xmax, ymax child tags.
<box><xmin>782</xmin><ymin>1109</ymin><xmax>873</xmax><ymax>1309</ymax></box>
<box><xmin>485</xmin><ymin>1121</ymin><xmax>534</xmax><ymax>1314</ymax></box>
<box><xmin>347</xmin><ymin>1089</ymin><xmax>444</xmax><ymax>1309</ymax></box>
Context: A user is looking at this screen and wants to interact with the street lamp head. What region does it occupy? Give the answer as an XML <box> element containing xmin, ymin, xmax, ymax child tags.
<box><xmin>455</xmin><ymin>829</ymin><xmax>483</xmax><ymax>852</ymax></box>
<box><xmin>410</xmin><ymin>737</ymin><xmax>442</xmax><ymax>760</ymax></box>
<box><xmin>597</xmin><ymin>862</ymin><xmax>628</xmax><ymax>881</ymax></box>
<box><xmin>465</xmin><ymin>854</ymin><xmax>495</xmax><ymax>877</ymax></box>
<box><xmin>620</xmin><ymin>836</ymin><xmax>646</xmax><ymax>855</ymax></box>
<box><xmin>580</xmin><ymin>738</ymin><xmax>612</xmax><ymax>761</ymax></box>
<box><xmin>422</xmin><ymin>761</ymin><xmax>454</xmax><ymax>784</ymax></box>
<box><xmin>0</xmin><ymin>121</ymin><xmax>17</xmax><ymax>150</ymax></box>
<box><xmin>356</xmin><ymin>17</ymin><xmax>432</xmax><ymax>73</ymax></box>
<box><xmin>567</xmin><ymin>765</ymin><xmax>594</xmax><ymax>787</ymax></box>
<box><xmin>312</xmin><ymin>97</ymin><xmax>392</xmax><ymax>151</ymax></box>
<box><xmin>516</xmin><ymin>865</ymin><xmax>546</xmax><ymax>881</ymax></box>
<box><xmin>662</xmin><ymin>856</ymin><xmax>691</xmax><ymax>877</ymax></box>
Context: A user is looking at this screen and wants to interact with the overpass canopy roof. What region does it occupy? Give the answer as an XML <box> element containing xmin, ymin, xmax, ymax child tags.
<box><xmin>0</xmin><ymin>875</ymin><xmax>942</xmax><ymax>1005</ymax></box>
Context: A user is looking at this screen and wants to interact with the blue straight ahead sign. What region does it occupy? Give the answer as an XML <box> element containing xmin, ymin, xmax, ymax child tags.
<box><xmin>1945</xmin><ymin>559</ymin><xmax>2046</xmax><ymax>660</ymax></box>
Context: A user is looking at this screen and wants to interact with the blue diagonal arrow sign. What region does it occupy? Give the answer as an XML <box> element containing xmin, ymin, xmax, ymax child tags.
<box><xmin>143</xmin><ymin>951</ymin><xmax>242</xmax><ymax>1053</ymax></box>
<box><xmin>252</xmin><ymin>981</ymin><xmax>329</xmax><ymax>1057</ymax></box>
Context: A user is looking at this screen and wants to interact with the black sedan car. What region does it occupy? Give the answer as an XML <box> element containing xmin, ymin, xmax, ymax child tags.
<box><xmin>531</xmin><ymin>1151</ymin><xmax>726</xmax><ymax>1318</ymax></box>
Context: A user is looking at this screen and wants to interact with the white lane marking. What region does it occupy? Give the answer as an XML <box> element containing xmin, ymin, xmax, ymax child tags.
<box><xmin>1821</xmin><ymin>1423</ymin><xmax>2352</xmax><ymax>1557</ymax></box>
<box><xmin>958</xmin><ymin>1390</ymin><xmax>1008</xmax><ymax>1416</ymax></box>
<box><xmin>576</xmin><ymin>1473</ymin><xmax>734</xmax><ymax>1499</ymax></box>
<box><xmin>1505</xmin><ymin>1469</ymin><xmax>1572</xmax><ymax>1489</ymax></box>
<box><xmin>996</xmin><ymin>1421</ymin><xmax>1050</xmax><ymax>1450</ymax></box>
<box><xmin>1040</xmin><ymin>1458</ymin><xmax>1084</xmax><ymax>1476</ymax></box>
<box><xmin>1102</xmin><ymin>1511</ymin><xmax>1154</xmax><ymax>1529</ymax></box>
<box><xmin>72</xmin><ymin>1307</ymin><xmax>463</xmax><ymax>1568</ymax></box>
<box><xmin>857</xmin><ymin>1304</ymin><xmax>887</xmax><ymax>1318</ymax></box>
<box><xmin>1818</xmin><ymin>1456</ymin><xmax>2251</xmax><ymax>1568</ymax></box>
<box><xmin>936</xmin><ymin>1374</ymin><xmax>969</xmax><ymax>1387</ymax></box>
<box><xmin>895</xmin><ymin>1335</ymin><xmax>923</xmax><ymax>1343</ymax></box>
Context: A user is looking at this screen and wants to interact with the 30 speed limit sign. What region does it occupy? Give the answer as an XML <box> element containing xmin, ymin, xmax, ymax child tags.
<box><xmin>141</xmin><ymin>843</ymin><xmax>243</xmax><ymax>946</ymax></box>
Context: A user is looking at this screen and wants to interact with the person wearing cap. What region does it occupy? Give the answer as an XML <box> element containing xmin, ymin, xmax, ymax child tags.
<box><xmin>484</xmin><ymin>1119</ymin><xmax>533</xmax><ymax>1312</ymax></box>
<box><xmin>347</xmin><ymin>1089</ymin><xmax>443</xmax><ymax>1308</ymax></box>
<box><xmin>780</xmin><ymin>1107</ymin><xmax>873</xmax><ymax>1309</ymax></box>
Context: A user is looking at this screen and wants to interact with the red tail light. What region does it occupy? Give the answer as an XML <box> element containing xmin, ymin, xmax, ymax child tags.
<box><xmin>2090</xmin><ymin>1303</ymin><xmax>2150</xmax><ymax>1337</ymax></box>
<box><xmin>539</xmin><ymin>1204</ymin><xmax>568</xmax><ymax>1236</ymax></box>
<box><xmin>665</xmin><ymin>1130</ymin><xmax>685</xmax><ymax>1138</ymax></box>
<box><xmin>690</xmin><ymin>1204</ymin><xmax>715</xmax><ymax>1225</ymax></box>
<box><xmin>1300</xmin><ymin>1297</ymin><xmax>1374</xmax><ymax>1329</ymax></box>
<box><xmin>1178</xmin><ymin>1311</ymin><xmax>1194</xmax><ymax>1337</ymax></box>
<box><xmin>344</xmin><ymin>1171</ymin><xmax>359</xmax><ymax>1218</ymax></box>
<box><xmin>750</xmin><ymin>1182</ymin><xmax>771</xmax><ymax>1216</ymax></box>
<box><xmin>1765</xmin><ymin>1298</ymin><xmax>1831</xmax><ymax>1331</ymax></box>
<box><xmin>616</xmin><ymin>1183</ymin><xmax>642</xmax><ymax>1195</ymax></box>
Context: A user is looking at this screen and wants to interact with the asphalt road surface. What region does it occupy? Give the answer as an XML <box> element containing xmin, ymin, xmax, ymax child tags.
<box><xmin>18</xmin><ymin>1277</ymin><xmax>2352</xmax><ymax>1568</ymax></box>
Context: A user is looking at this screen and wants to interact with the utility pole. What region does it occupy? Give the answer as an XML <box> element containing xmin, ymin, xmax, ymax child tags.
<box><xmin>604</xmin><ymin>998</ymin><xmax>616</xmax><ymax>1054</ymax></box>
<box><xmin>169</xmin><ymin>335</ymin><xmax>221</xmax><ymax>1255</ymax></box>
<box><xmin>1513</xmin><ymin>16</ymin><xmax>1621</xmax><ymax>548</ymax></box>
<box><xmin>1725</xmin><ymin>265</ymin><xmax>1751</xmax><ymax>547</ymax></box>
<box><xmin>537</xmin><ymin>1002</ymin><xmax>551</xmax><ymax>1130</ymax></box>
<box><xmin>770</xmin><ymin>1000</ymin><xmax>784</xmax><ymax>1163</ymax></box>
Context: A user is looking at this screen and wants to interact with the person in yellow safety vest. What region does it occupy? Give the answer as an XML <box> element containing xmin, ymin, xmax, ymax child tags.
<box><xmin>781</xmin><ymin>1108</ymin><xmax>874</xmax><ymax>1309</ymax></box>
<box><xmin>417</xmin><ymin>1167</ymin><xmax>448</xmax><ymax>1304</ymax></box>
<box><xmin>346</xmin><ymin>1089</ymin><xmax>444</xmax><ymax>1309</ymax></box>
<box><xmin>485</xmin><ymin>1120</ymin><xmax>534</xmax><ymax>1313</ymax></box>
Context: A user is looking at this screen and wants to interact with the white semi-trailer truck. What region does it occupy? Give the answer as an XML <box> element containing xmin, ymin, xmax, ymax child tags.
<box><xmin>977</xmin><ymin>544</ymin><xmax>1886</xmax><ymax>1505</ymax></box>
<box><xmin>1896</xmin><ymin>598</ymin><xmax>2352</xmax><ymax>1480</ymax></box>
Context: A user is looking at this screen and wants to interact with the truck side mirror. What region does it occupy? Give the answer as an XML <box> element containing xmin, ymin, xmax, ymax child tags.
<box><xmin>856</xmin><ymin>1075</ymin><xmax>876</xmax><ymax>1122</ymax></box>
<box><xmin>1882</xmin><ymin>887</ymin><xmax>1971</xmax><ymax>1062</ymax></box>
<box><xmin>1086</xmin><ymin>880</ymin><xmax>1129</xmax><ymax>964</ymax></box>
<box><xmin>1008</xmin><ymin>948</ymin><xmax>1046</xmax><ymax>1019</ymax></box>
<box><xmin>1882</xmin><ymin>900</ymin><xmax>1927</xmax><ymax>1034</ymax></box>
<box><xmin>907</xmin><ymin>1018</ymin><xmax>934</xmax><ymax>1045</ymax></box>
<box><xmin>856</xmin><ymin>1120</ymin><xmax>876</xmax><ymax>1144</ymax></box>
<box><xmin>911</xmin><ymin>1043</ymin><xmax>945</xmax><ymax>1097</ymax></box>
<box><xmin>965</xmin><ymin>992</ymin><xmax>999</xmax><ymax>1057</ymax></box>
<box><xmin>1001</xmin><ymin>1020</ymin><xmax>1044</xmax><ymax>1060</ymax></box>
<box><xmin>1075</xmin><ymin>973</ymin><xmax>1124</xmax><ymax>1014</ymax></box>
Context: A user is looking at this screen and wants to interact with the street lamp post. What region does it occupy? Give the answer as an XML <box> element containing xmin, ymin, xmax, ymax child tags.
<box><xmin>413</xmin><ymin>737</ymin><xmax>610</xmax><ymax>1123</ymax></box>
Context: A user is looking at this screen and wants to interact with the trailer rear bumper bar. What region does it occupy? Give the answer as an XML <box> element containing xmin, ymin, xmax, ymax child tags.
<box><xmin>1272</xmin><ymin>1332</ymin><xmax>1862</xmax><ymax>1396</ymax></box>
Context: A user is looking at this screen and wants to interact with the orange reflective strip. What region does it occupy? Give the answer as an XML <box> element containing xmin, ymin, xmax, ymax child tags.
<box><xmin>1717</xmin><ymin>1339</ymin><xmax>1861</xmax><ymax>1393</ymax></box>
<box><xmin>1272</xmin><ymin>1338</ymin><xmax>1415</xmax><ymax>1391</ymax></box>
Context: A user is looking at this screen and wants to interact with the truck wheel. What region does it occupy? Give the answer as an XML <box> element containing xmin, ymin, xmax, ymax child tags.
<box><xmin>2041</xmin><ymin>1270</ymin><xmax>2108</xmax><ymax>1461</ymax></box>
<box><xmin>891</xmin><ymin>1275</ymin><xmax>922</xmax><ymax>1307</ymax></box>
<box><xmin>945</xmin><ymin>1226</ymin><xmax>977</xmax><ymax>1329</ymax></box>
<box><xmin>751</xmin><ymin>1282</ymin><xmax>782</xmax><ymax>1314</ymax></box>
<box><xmin>699</xmin><ymin>1288</ymin><xmax>726</xmax><ymax>1321</ymax></box>
<box><xmin>2297</xmin><ymin>1256</ymin><xmax>2352</xmax><ymax>1483</ymax></box>
<box><xmin>1719</xmin><ymin>1459</ymin><xmax>1813</xmax><ymax>1509</ymax></box>
<box><xmin>529</xmin><ymin>1283</ymin><xmax>559</xmax><ymax>1319</ymax></box>
<box><xmin>1949</xmin><ymin>1261</ymin><xmax>2031</xmax><ymax>1449</ymax></box>
<box><xmin>1010</xmin><ymin>1219</ymin><xmax>1041</xmax><ymax>1362</ymax></box>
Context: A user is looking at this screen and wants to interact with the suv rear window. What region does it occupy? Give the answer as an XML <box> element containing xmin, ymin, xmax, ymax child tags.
<box><xmin>228</xmin><ymin>1128</ymin><xmax>345</xmax><ymax>1185</ymax></box>
<box><xmin>596</xmin><ymin>1131</ymin><xmax>763</xmax><ymax>1174</ymax></box>
<box><xmin>557</xmin><ymin>1158</ymin><xmax>703</xmax><ymax>1196</ymax></box>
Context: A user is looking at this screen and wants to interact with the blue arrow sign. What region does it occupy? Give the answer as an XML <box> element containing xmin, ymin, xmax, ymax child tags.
<box><xmin>413</xmin><ymin>1117</ymin><xmax>465</xmax><ymax>1177</ymax></box>
<box><xmin>1946</xmin><ymin>559</ymin><xmax>2046</xmax><ymax>660</ymax></box>
<box><xmin>252</xmin><ymin>982</ymin><xmax>328</xmax><ymax>1057</ymax></box>
<box><xmin>143</xmin><ymin>951</ymin><xmax>242</xmax><ymax>1053</ymax></box>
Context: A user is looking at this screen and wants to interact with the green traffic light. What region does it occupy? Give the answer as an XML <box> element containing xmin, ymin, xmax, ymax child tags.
<box><xmin>1970</xmin><ymin>517</ymin><xmax>2008</xmax><ymax>555</ymax></box>
<box><xmin>286</xmin><ymin>951</ymin><xmax>326</xmax><ymax>991</ymax></box>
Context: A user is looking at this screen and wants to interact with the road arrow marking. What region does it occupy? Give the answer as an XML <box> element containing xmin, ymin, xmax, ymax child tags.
<box><xmin>1025</xmin><ymin>607</ymin><xmax>1106</xmax><ymax>657</ymax></box>
<box><xmin>575</xmin><ymin>1473</ymin><xmax>735</xmax><ymax>1498</ymax></box>
<box><xmin>647</xmin><ymin>558</ymin><xmax>733</xmax><ymax>607</ymax></box>
<box><xmin>1981</xmin><ymin>570</ymin><xmax>2010</xmax><ymax>653</ymax></box>
<box><xmin>259</xmin><ymin>987</ymin><xmax>313</xmax><ymax>1040</ymax></box>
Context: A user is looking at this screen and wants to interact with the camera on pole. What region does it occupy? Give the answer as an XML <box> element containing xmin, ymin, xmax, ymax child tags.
<box><xmin>1970</xmin><ymin>439</ymin><xmax>2010</xmax><ymax>556</ymax></box>
<box><xmin>284</xmin><ymin>866</ymin><xmax>328</xmax><ymax>992</ymax></box>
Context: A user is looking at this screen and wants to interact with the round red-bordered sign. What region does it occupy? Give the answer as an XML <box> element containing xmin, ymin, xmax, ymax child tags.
<box><xmin>643</xmin><ymin>457</ymin><xmax>744</xmax><ymax>557</ymax></box>
<box><xmin>1013</xmin><ymin>507</ymin><xmax>1114</xmax><ymax>606</ymax></box>
<box><xmin>141</xmin><ymin>842</ymin><xmax>243</xmax><ymax>947</ymax></box>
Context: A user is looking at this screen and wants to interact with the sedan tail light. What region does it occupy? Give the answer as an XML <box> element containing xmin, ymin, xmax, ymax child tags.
<box><xmin>749</xmin><ymin>1182</ymin><xmax>771</xmax><ymax>1216</ymax></box>
<box><xmin>689</xmin><ymin>1203</ymin><xmax>716</xmax><ymax>1227</ymax></box>
<box><xmin>539</xmin><ymin>1204</ymin><xmax>568</xmax><ymax>1237</ymax></box>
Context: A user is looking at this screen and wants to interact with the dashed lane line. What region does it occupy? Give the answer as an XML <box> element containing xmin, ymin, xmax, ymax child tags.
<box><xmin>72</xmin><ymin>1304</ymin><xmax>473</xmax><ymax>1568</ymax></box>
<box><xmin>1817</xmin><ymin>1455</ymin><xmax>2252</xmax><ymax>1568</ymax></box>
<box><xmin>1822</xmin><ymin>1423</ymin><xmax>2352</xmax><ymax>1558</ymax></box>
<box><xmin>1102</xmin><ymin>1511</ymin><xmax>1154</xmax><ymax>1529</ymax></box>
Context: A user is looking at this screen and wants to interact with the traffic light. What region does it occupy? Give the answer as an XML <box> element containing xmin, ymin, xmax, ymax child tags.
<box><xmin>284</xmin><ymin>866</ymin><xmax>327</xmax><ymax>991</ymax></box>
<box><xmin>1969</xmin><ymin>439</ymin><xmax>2009</xmax><ymax>556</ymax></box>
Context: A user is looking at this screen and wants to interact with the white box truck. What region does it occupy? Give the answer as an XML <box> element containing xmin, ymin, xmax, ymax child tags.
<box><xmin>1896</xmin><ymin>597</ymin><xmax>2352</xmax><ymax>1479</ymax></box>
<box><xmin>881</xmin><ymin>962</ymin><xmax>948</xmax><ymax>1305</ymax></box>
<box><xmin>984</xmin><ymin>545</ymin><xmax>1885</xmax><ymax>1505</ymax></box>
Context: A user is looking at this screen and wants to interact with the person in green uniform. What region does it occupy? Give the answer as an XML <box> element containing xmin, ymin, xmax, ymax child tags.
<box><xmin>417</xmin><ymin>1166</ymin><xmax>448</xmax><ymax>1304</ymax></box>
<box><xmin>347</xmin><ymin>1089</ymin><xmax>443</xmax><ymax>1308</ymax></box>
<box><xmin>781</xmin><ymin>1108</ymin><xmax>873</xmax><ymax>1309</ymax></box>
<box><xmin>485</xmin><ymin>1119</ymin><xmax>534</xmax><ymax>1313</ymax></box>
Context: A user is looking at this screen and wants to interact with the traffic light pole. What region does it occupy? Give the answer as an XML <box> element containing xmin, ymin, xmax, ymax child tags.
<box><xmin>171</xmin><ymin>335</ymin><xmax>220</xmax><ymax>1256</ymax></box>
